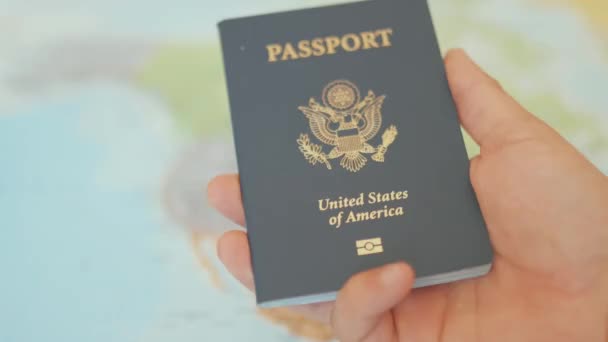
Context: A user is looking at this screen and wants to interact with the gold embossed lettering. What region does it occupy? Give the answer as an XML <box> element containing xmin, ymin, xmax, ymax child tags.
<box><xmin>281</xmin><ymin>43</ymin><xmax>299</xmax><ymax>61</ymax></box>
<box><xmin>376</xmin><ymin>28</ymin><xmax>393</xmax><ymax>47</ymax></box>
<box><xmin>341</xmin><ymin>33</ymin><xmax>361</xmax><ymax>52</ymax></box>
<box><xmin>361</xmin><ymin>31</ymin><xmax>379</xmax><ymax>49</ymax></box>
<box><xmin>297</xmin><ymin>40</ymin><xmax>312</xmax><ymax>58</ymax></box>
<box><xmin>324</xmin><ymin>36</ymin><xmax>341</xmax><ymax>54</ymax></box>
<box><xmin>311</xmin><ymin>38</ymin><xmax>326</xmax><ymax>56</ymax></box>
<box><xmin>266</xmin><ymin>44</ymin><xmax>282</xmax><ymax>62</ymax></box>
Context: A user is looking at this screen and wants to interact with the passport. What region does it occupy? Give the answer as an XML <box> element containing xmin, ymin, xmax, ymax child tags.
<box><xmin>218</xmin><ymin>0</ymin><xmax>493</xmax><ymax>307</ymax></box>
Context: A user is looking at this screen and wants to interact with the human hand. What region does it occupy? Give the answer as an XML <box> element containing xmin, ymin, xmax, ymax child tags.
<box><xmin>207</xmin><ymin>49</ymin><xmax>608</xmax><ymax>341</ymax></box>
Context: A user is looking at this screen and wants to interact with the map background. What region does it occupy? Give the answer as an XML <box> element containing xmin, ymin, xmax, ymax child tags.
<box><xmin>1</xmin><ymin>0</ymin><xmax>607</xmax><ymax>341</ymax></box>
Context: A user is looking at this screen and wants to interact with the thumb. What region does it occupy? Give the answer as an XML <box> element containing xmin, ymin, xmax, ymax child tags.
<box><xmin>331</xmin><ymin>262</ymin><xmax>414</xmax><ymax>342</ymax></box>
<box><xmin>445</xmin><ymin>49</ymin><xmax>543</xmax><ymax>151</ymax></box>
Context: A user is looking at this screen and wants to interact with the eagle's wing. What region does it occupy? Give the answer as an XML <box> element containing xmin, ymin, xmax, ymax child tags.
<box><xmin>359</xmin><ymin>95</ymin><xmax>385</xmax><ymax>141</ymax></box>
<box><xmin>298</xmin><ymin>106</ymin><xmax>337</xmax><ymax>146</ymax></box>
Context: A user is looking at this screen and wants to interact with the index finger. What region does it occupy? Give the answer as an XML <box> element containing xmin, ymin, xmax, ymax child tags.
<box><xmin>207</xmin><ymin>174</ymin><xmax>246</xmax><ymax>226</ymax></box>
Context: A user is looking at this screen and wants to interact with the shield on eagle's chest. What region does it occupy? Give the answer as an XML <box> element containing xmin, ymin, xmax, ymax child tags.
<box><xmin>336</xmin><ymin>127</ymin><xmax>363</xmax><ymax>153</ymax></box>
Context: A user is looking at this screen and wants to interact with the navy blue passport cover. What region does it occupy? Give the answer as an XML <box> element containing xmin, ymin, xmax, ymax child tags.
<box><xmin>218</xmin><ymin>0</ymin><xmax>492</xmax><ymax>307</ymax></box>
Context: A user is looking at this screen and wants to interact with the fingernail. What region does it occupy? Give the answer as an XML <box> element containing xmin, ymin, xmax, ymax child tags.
<box><xmin>381</xmin><ymin>263</ymin><xmax>407</xmax><ymax>286</ymax></box>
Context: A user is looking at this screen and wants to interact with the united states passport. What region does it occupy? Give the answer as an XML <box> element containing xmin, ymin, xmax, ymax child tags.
<box><xmin>218</xmin><ymin>0</ymin><xmax>493</xmax><ymax>307</ymax></box>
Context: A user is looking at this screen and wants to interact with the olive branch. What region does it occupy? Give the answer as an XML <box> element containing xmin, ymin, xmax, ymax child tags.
<box><xmin>297</xmin><ymin>134</ymin><xmax>332</xmax><ymax>170</ymax></box>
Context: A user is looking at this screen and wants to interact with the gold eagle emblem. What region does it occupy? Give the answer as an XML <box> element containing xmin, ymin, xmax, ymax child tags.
<box><xmin>297</xmin><ymin>80</ymin><xmax>398</xmax><ymax>172</ymax></box>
